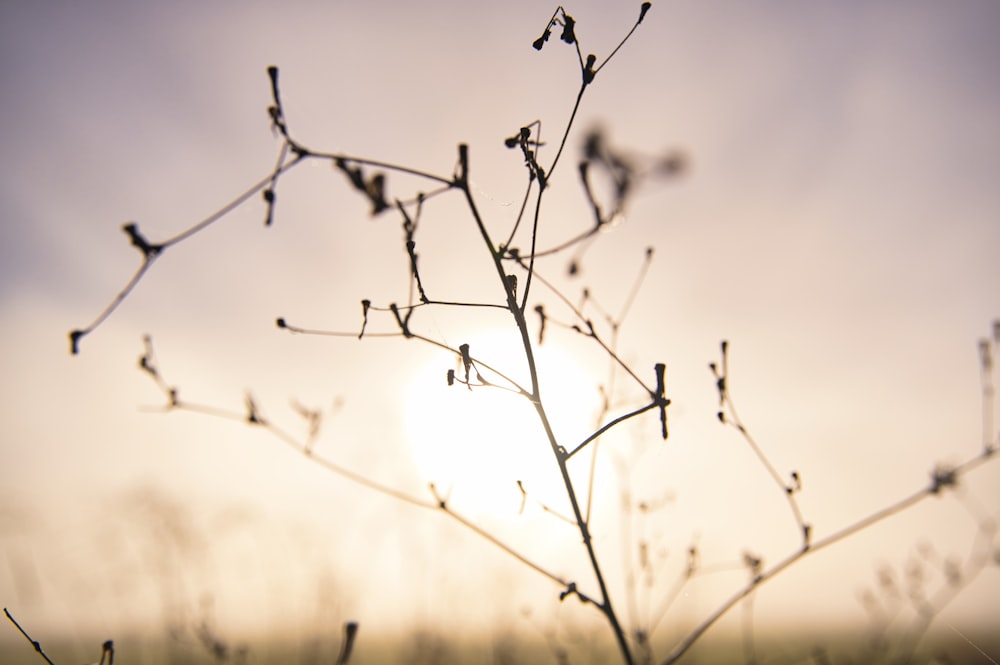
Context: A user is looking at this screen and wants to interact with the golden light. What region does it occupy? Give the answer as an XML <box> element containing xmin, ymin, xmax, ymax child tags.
<box><xmin>403</xmin><ymin>328</ymin><xmax>604</xmax><ymax>519</ymax></box>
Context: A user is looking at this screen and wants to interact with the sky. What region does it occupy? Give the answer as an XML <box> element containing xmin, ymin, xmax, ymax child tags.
<box><xmin>1</xmin><ymin>0</ymin><xmax>999</xmax><ymax>662</ymax></box>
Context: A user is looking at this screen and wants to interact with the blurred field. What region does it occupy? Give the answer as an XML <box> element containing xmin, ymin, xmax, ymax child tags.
<box><xmin>3</xmin><ymin>626</ymin><xmax>999</xmax><ymax>665</ymax></box>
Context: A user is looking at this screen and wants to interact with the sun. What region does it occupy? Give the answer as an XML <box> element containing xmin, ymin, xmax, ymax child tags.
<box><xmin>403</xmin><ymin>329</ymin><xmax>602</xmax><ymax>519</ymax></box>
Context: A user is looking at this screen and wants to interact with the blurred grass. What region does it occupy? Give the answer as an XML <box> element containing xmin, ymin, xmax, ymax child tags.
<box><xmin>3</xmin><ymin>627</ymin><xmax>999</xmax><ymax>665</ymax></box>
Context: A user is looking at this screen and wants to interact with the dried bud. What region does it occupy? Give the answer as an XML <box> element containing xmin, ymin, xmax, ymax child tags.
<box><xmin>456</xmin><ymin>143</ymin><xmax>469</xmax><ymax>183</ymax></box>
<box><xmin>459</xmin><ymin>343</ymin><xmax>472</xmax><ymax>382</ymax></box>
<box><xmin>535</xmin><ymin>304</ymin><xmax>547</xmax><ymax>345</ymax></box>
<box><xmin>246</xmin><ymin>393</ymin><xmax>262</xmax><ymax>425</ymax></box>
<box><xmin>560</xmin><ymin>15</ymin><xmax>576</xmax><ymax>44</ymax></box>
<box><xmin>358</xmin><ymin>300</ymin><xmax>371</xmax><ymax>339</ymax></box>
<box><xmin>532</xmin><ymin>29</ymin><xmax>551</xmax><ymax>50</ymax></box>
<box><xmin>930</xmin><ymin>465</ymin><xmax>958</xmax><ymax>493</ymax></box>
<box><xmin>122</xmin><ymin>222</ymin><xmax>159</xmax><ymax>258</ymax></box>
<box><xmin>639</xmin><ymin>2</ymin><xmax>652</xmax><ymax>24</ymax></box>
<box><xmin>335</xmin><ymin>158</ymin><xmax>367</xmax><ymax>192</ymax></box>
<box><xmin>654</xmin><ymin>362</ymin><xmax>669</xmax><ymax>439</ymax></box>
<box><xmin>742</xmin><ymin>551</ymin><xmax>763</xmax><ymax>577</ymax></box>
<box><xmin>583</xmin><ymin>54</ymin><xmax>597</xmax><ymax>84</ymax></box>
<box><xmin>506</xmin><ymin>273</ymin><xmax>518</xmax><ymax>299</ymax></box>
<box><xmin>262</xmin><ymin>188</ymin><xmax>275</xmax><ymax>226</ymax></box>
<box><xmin>367</xmin><ymin>172</ymin><xmax>388</xmax><ymax>215</ymax></box>
<box><xmin>69</xmin><ymin>330</ymin><xmax>84</xmax><ymax>355</ymax></box>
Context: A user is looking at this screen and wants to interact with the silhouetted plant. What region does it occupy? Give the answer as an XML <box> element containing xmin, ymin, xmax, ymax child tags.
<box><xmin>41</xmin><ymin>3</ymin><xmax>1000</xmax><ymax>664</ymax></box>
<box><xmin>5</xmin><ymin>608</ymin><xmax>114</xmax><ymax>665</ymax></box>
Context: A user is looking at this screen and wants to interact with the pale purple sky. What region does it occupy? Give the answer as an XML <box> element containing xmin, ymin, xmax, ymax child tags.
<box><xmin>1</xmin><ymin>0</ymin><xmax>999</xmax><ymax>659</ymax></box>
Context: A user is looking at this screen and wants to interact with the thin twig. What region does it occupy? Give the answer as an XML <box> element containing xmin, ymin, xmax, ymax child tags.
<box><xmin>565</xmin><ymin>402</ymin><xmax>659</xmax><ymax>461</ymax></box>
<box><xmin>659</xmin><ymin>448</ymin><xmax>996</xmax><ymax>664</ymax></box>
<box><xmin>5</xmin><ymin>608</ymin><xmax>58</xmax><ymax>665</ymax></box>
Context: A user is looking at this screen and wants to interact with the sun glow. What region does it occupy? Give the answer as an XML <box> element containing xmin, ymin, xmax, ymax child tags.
<box><xmin>403</xmin><ymin>330</ymin><xmax>603</xmax><ymax>519</ymax></box>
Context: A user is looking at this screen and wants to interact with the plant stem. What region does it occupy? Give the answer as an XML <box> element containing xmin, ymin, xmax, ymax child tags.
<box><xmin>459</xmin><ymin>145</ymin><xmax>634</xmax><ymax>664</ymax></box>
